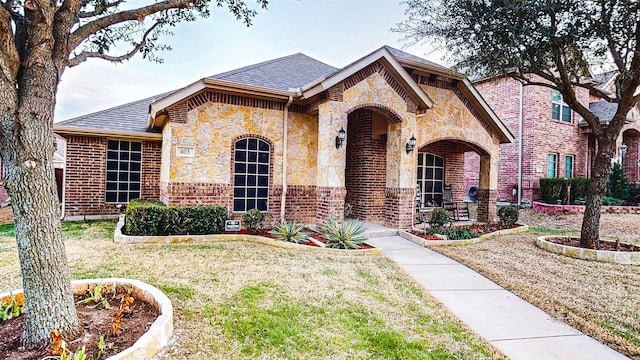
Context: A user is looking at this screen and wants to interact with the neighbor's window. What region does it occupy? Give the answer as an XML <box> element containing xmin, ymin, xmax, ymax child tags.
<box><xmin>552</xmin><ymin>90</ymin><xmax>572</xmax><ymax>123</ymax></box>
<box><xmin>547</xmin><ymin>153</ymin><xmax>558</xmax><ymax>178</ymax></box>
<box><xmin>565</xmin><ymin>155</ymin><xmax>574</xmax><ymax>178</ymax></box>
<box><xmin>105</xmin><ymin>140</ymin><xmax>142</xmax><ymax>203</ymax></box>
<box><xmin>233</xmin><ymin>137</ymin><xmax>270</xmax><ymax>212</ymax></box>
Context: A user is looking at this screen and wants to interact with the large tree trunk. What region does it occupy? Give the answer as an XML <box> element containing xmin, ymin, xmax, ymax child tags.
<box><xmin>0</xmin><ymin>56</ymin><xmax>79</xmax><ymax>347</ymax></box>
<box><xmin>580</xmin><ymin>136</ymin><xmax>616</xmax><ymax>249</ymax></box>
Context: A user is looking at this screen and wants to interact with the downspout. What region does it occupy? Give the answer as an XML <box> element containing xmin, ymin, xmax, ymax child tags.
<box><xmin>517</xmin><ymin>82</ymin><xmax>524</xmax><ymax>208</ymax></box>
<box><xmin>60</xmin><ymin>145</ymin><xmax>67</xmax><ymax>220</ymax></box>
<box><xmin>280</xmin><ymin>95</ymin><xmax>294</xmax><ymax>219</ymax></box>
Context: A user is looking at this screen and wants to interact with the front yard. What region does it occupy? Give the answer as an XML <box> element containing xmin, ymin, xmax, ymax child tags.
<box><xmin>433</xmin><ymin>209</ymin><xmax>640</xmax><ymax>359</ymax></box>
<box><xmin>0</xmin><ymin>221</ymin><xmax>499</xmax><ymax>359</ymax></box>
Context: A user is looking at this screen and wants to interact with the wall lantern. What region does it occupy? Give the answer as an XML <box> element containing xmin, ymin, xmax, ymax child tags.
<box><xmin>406</xmin><ymin>135</ymin><xmax>417</xmax><ymax>154</ymax></box>
<box><xmin>621</xmin><ymin>143</ymin><xmax>628</xmax><ymax>157</ymax></box>
<box><xmin>336</xmin><ymin>127</ymin><xmax>346</xmax><ymax>149</ymax></box>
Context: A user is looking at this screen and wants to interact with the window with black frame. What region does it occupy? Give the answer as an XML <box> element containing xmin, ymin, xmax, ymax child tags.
<box><xmin>233</xmin><ymin>137</ymin><xmax>270</xmax><ymax>212</ymax></box>
<box><xmin>105</xmin><ymin>140</ymin><xmax>142</xmax><ymax>203</ymax></box>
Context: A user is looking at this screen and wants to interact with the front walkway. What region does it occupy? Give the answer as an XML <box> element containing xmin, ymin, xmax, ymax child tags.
<box><xmin>362</xmin><ymin>226</ymin><xmax>629</xmax><ymax>360</ymax></box>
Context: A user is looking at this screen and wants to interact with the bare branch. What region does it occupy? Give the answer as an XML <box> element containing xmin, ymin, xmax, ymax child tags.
<box><xmin>67</xmin><ymin>20</ymin><xmax>160</xmax><ymax>67</ymax></box>
<box><xmin>0</xmin><ymin>1</ymin><xmax>20</xmax><ymax>83</ymax></box>
<box><xmin>600</xmin><ymin>1</ymin><xmax>626</xmax><ymax>72</ymax></box>
<box><xmin>68</xmin><ymin>0</ymin><xmax>186</xmax><ymax>51</ymax></box>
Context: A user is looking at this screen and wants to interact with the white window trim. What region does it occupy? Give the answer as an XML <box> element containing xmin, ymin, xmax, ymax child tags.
<box><xmin>565</xmin><ymin>155</ymin><xmax>575</xmax><ymax>178</ymax></box>
<box><xmin>547</xmin><ymin>153</ymin><xmax>558</xmax><ymax>178</ymax></box>
<box><xmin>552</xmin><ymin>90</ymin><xmax>572</xmax><ymax>123</ymax></box>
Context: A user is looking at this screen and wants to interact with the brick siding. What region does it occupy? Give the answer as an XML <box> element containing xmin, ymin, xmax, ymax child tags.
<box><xmin>420</xmin><ymin>141</ymin><xmax>466</xmax><ymax>203</ymax></box>
<box><xmin>64</xmin><ymin>136</ymin><xmax>161</xmax><ymax>217</ymax></box>
<box><xmin>384</xmin><ymin>187</ymin><xmax>414</xmax><ymax>229</ymax></box>
<box><xmin>316</xmin><ymin>186</ymin><xmax>346</xmax><ymax>225</ymax></box>
<box><xmin>345</xmin><ymin>109</ymin><xmax>387</xmax><ymax>223</ymax></box>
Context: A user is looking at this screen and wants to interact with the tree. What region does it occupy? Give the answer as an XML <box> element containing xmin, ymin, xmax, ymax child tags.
<box><xmin>397</xmin><ymin>0</ymin><xmax>640</xmax><ymax>249</ymax></box>
<box><xmin>0</xmin><ymin>0</ymin><xmax>267</xmax><ymax>347</ymax></box>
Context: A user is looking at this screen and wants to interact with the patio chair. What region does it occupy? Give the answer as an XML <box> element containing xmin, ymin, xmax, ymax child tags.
<box><xmin>442</xmin><ymin>185</ymin><xmax>470</xmax><ymax>221</ymax></box>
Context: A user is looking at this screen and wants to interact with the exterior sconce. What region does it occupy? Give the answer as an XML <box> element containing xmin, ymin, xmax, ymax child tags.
<box><xmin>406</xmin><ymin>135</ymin><xmax>417</xmax><ymax>154</ymax></box>
<box><xmin>336</xmin><ymin>127</ymin><xmax>346</xmax><ymax>149</ymax></box>
<box><xmin>621</xmin><ymin>143</ymin><xmax>628</xmax><ymax>157</ymax></box>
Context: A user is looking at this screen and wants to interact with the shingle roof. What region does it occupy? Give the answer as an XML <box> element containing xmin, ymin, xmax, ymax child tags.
<box><xmin>593</xmin><ymin>71</ymin><xmax>617</xmax><ymax>92</ymax></box>
<box><xmin>56</xmin><ymin>92</ymin><xmax>174</xmax><ymax>134</ymax></box>
<box><xmin>383</xmin><ymin>45</ymin><xmax>448</xmax><ymax>70</ymax></box>
<box><xmin>579</xmin><ymin>100</ymin><xmax>640</xmax><ymax>126</ymax></box>
<box><xmin>209</xmin><ymin>53</ymin><xmax>338</xmax><ymax>91</ymax></box>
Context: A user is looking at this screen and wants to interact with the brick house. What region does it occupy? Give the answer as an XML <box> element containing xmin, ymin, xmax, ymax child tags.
<box><xmin>54</xmin><ymin>46</ymin><xmax>513</xmax><ymax>228</ymax></box>
<box><xmin>464</xmin><ymin>73</ymin><xmax>640</xmax><ymax>204</ymax></box>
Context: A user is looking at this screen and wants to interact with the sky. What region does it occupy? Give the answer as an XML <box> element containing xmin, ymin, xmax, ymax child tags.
<box><xmin>55</xmin><ymin>0</ymin><xmax>447</xmax><ymax>121</ymax></box>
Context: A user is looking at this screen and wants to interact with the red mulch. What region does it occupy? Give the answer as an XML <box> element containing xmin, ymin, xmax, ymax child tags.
<box><xmin>545</xmin><ymin>237</ymin><xmax>640</xmax><ymax>252</ymax></box>
<box><xmin>0</xmin><ymin>292</ymin><xmax>159</xmax><ymax>360</ymax></box>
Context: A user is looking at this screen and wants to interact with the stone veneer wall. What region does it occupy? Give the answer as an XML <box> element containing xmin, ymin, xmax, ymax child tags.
<box><xmin>345</xmin><ymin>109</ymin><xmax>387</xmax><ymax>223</ymax></box>
<box><xmin>64</xmin><ymin>136</ymin><xmax>161</xmax><ymax>217</ymax></box>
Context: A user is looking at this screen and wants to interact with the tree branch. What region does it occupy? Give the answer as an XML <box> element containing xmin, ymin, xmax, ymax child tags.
<box><xmin>67</xmin><ymin>20</ymin><xmax>160</xmax><ymax>67</ymax></box>
<box><xmin>68</xmin><ymin>0</ymin><xmax>186</xmax><ymax>51</ymax></box>
<box><xmin>78</xmin><ymin>0</ymin><xmax>124</xmax><ymax>18</ymax></box>
<box><xmin>0</xmin><ymin>1</ymin><xmax>20</xmax><ymax>83</ymax></box>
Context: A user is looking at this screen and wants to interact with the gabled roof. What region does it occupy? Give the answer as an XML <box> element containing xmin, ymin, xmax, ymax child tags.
<box><xmin>209</xmin><ymin>53</ymin><xmax>338</xmax><ymax>91</ymax></box>
<box><xmin>579</xmin><ymin>100</ymin><xmax>640</xmax><ymax>126</ymax></box>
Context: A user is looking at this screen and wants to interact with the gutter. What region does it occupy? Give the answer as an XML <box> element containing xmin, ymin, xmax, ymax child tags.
<box><xmin>518</xmin><ymin>82</ymin><xmax>524</xmax><ymax>207</ymax></box>
<box><xmin>60</xmin><ymin>143</ymin><xmax>67</xmax><ymax>220</ymax></box>
<box><xmin>280</xmin><ymin>95</ymin><xmax>295</xmax><ymax>219</ymax></box>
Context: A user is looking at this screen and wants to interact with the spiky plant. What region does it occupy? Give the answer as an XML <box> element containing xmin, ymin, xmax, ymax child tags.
<box><xmin>269</xmin><ymin>218</ymin><xmax>308</xmax><ymax>244</ymax></box>
<box><xmin>319</xmin><ymin>219</ymin><xmax>368</xmax><ymax>249</ymax></box>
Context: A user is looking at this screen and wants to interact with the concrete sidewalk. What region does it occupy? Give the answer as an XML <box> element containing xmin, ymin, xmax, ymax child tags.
<box><xmin>365</xmin><ymin>234</ymin><xmax>630</xmax><ymax>360</ymax></box>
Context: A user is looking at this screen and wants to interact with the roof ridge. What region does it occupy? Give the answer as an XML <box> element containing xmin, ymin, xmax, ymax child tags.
<box><xmin>209</xmin><ymin>53</ymin><xmax>309</xmax><ymax>79</ymax></box>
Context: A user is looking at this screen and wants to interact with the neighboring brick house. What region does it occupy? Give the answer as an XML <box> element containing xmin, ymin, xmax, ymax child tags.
<box><xmin>464</xmin><ymin>73</ymin><xmax>640</xmax><ymax>204</ymax></box>
<box><xmin>54</xmin><ymin>46</ymin><xmax>513</xmax><ymax>227</ymax></box>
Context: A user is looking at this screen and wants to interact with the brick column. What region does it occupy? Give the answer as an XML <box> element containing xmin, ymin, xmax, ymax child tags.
<box><xmin>316</xmin><ymin>186</ymin><xmax>346</xmax><ymax>225</ymax></box>
<box><xmin>385</xmin><ymin>187</ymin><xmax>414</xmax><ymax>229</ymax></box>
<box><xmin>477</xmin><ymin>188</ymin><xmax>497</xmax><ymax>223</ymax></box>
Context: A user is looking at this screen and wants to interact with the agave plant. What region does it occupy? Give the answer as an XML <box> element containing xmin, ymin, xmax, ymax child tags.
<box><xmin>319</xmin><ymin>218</ymin><xmax>368</xmax><ymax>249</ymax></box>
<box><xmin>269</xmin><ymin>218</ymin><xmax>308</xmax><ymax>244</ymax></box>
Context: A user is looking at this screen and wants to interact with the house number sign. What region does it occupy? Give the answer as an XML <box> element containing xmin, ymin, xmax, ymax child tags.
<box><xmin>176</xmin><ymin>146</ymin><xmax>195</xmax><ymax>157</ymax></box>
<box><xmin>225</xmin><ymin>220</ymin><xmax>241</xmax><ymax>232</ymax></box>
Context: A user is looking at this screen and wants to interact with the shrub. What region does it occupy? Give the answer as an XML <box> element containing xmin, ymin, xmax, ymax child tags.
<box><xmin>429</xmin><ymin>208</ymin><xmax>450</xmax><ymax>228</ymax></box>
<box><xmin>243</xmin><ymin>209</ymin><xmax>265</xmax><ymax>234</ymax></box>
<box><xmin>319</xmin><ymin>218</ymin><xmax>367</xmax><ymax>249</ymax></box>
<box><xmin>539</xmin><ymin>178</ymin><xmax>565</xmax><ymax>204</ymax></box>
<box><xmin>269</xmin><ymin>218</ymin><xmax>308</xmax><ymax>244</ymax></box>
<box><xmin>629</xmin><ymin>183</ymin><xmax>640</xmax><ymax>205</ymax></box>
<box><xmin>442</xmin><ymin>226</ymin><xmax>478</xmax><ymax>240</ymax></box>
<box><xmin>124</xmin><ymin>201</ymin><xmax>228</xmax><ymax>236</ymax></box>
<box><xmin>603</xmin><ymin>196</ymin><xmax>625</xmax><ymax>206</ymax></box>
<box><xmin>609</xmin><ymin>162</ymin><xmax>630</xmax><ymax>201</ymax></box>
<box><xmin>569</xmin><ymin>177</ymin><xmax>589</xmax><ymax>204</ymax></box>
<box><xmin>497</xmin><ymin>206</ymin><xmax>519</xmax><ymax>226</ymax></box>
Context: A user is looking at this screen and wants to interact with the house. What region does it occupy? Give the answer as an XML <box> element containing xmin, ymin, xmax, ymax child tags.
<box><xmin>464</xmin><ymin>74</ymin><xmax>640</xmax><ymax>205</ymax></box>
<box><xmin>53</xmin><ymin>46</ymin><xmax>513</xmax><ymax>228</ymax></box>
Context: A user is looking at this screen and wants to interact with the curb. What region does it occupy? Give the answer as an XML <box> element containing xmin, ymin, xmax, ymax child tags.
<box><xmin>536</xmin><ymin>236</ymin><xmax>640</xmax><ymax>265</ymax></box>
<box><xmin>400</xmin><ymin>224</ymin><xmax>529</xmax><ymax>247</ymax></box>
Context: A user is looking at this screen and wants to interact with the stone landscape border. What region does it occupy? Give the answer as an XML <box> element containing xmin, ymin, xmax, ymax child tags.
<box><xmin>536</xmin><ymin>236</ymin><xmax>640</xmax><ymax>265</ymax></box>
<box><xmin>0</xmin><ymin>278</ymin><xmax>173</xmax><ymax>360</ymax></box>
<box><xmin>533</xmin><ymin>201</ymin><xmax>640</xmax><ymax>214</ymax></box>
<box><xmin>400</xmin><ymin>224</ymin><xmax>529</xmax><ymax>246</ymax></box>
<box><xmin>114</xmin><ymin>215</ymin><xmax>382</xmax><ymax>256</ymax></box>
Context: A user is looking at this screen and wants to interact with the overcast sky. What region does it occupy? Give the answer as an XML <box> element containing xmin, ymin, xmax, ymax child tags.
<box><xmin>55</xmin><ymin>0</ymin><xmax>446</xmax><ymax>121</ymax></box>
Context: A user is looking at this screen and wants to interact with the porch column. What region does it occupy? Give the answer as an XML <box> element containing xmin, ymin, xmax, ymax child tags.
<box><xmin>316</xmin><ymin>101</ymin><xmax>347</xmax><ymax>224</ymax></box>
<box><xmin>384</xmin><ymin>115</ymin><xmax>417</xmax><ymax>229</ymax></box>
<box><xmin>477</xmin><ymin>154</ymin><xmax>498</xmax><ymax>222</ymax></box>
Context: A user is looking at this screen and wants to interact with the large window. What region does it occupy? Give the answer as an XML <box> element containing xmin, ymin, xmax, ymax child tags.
<box><xmin>565</xmin><ymin>155</ymin><xmax>574</xmax><ymax>178</ymax></box>
<box><xmin>547</xmin><ymin>153</ymin><xmax>558</xmax><ymax>178</ymax></box>
<box><xmin>416</xmin><ymin>152</ymin><xmax>445</xmax><ymax>206</ymax></box>
<box><xmin>105</xmin><ymin>140</ymin><xmax>142</xmax><ymax>203</ymax></box>
<box><xmin>233</xmin><ymin>137</ymin><xmax>270</xmax><ymax>212</ymax></box>
<box><xmin>552</xmin><ymin>90</ymin><xmax>572</xmax><ymax>123</ymax></box>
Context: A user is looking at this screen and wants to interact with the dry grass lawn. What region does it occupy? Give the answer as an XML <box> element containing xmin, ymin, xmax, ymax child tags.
<box><xmin>0</xmin><ymin>221</ymin><xmax>501</xmax><ymax>359</ymax></box>
<box><xmin>433</xmin><ymin>209</ymin><xmax>640</xmax><ymax>359</ymax></box>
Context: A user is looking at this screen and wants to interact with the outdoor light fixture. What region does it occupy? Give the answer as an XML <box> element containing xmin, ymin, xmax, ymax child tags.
<box><xmin>621</xmin><ymin>143</ymin><xmax>628</xmax><ymax>157</ymax></box>
<box><xmin>406</xmin><ymin>135</ymin><xmax>417</xmax><ymax>154</ymax></box>
<box><xmin>336</xmin><ymin>127</ymin><xmax>346</xmax><ymax>149</ymax></box>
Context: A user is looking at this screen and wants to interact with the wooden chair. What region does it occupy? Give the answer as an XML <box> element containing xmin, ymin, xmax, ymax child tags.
<box><xmin>442</xmin><ymin>185</ymin><xmax>470</xmax><ymax>221</ymax></box>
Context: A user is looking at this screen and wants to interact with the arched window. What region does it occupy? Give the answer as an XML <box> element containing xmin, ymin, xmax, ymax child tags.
<box><xmin>416</xmin><ymin>152</ymin><xmax>445</xmax><ymax>206</ymax></box>
<box><xmin>233</xmin><ymin>137</ymin><xmax>270</xmax><ymax>212</ymax></box>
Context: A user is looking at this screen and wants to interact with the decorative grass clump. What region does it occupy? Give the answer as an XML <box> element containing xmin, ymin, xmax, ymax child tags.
<box><xmin>269</xmin><ymin>218</ymin><xmax>308</xmax><ymax>244</ymax></box>
<box><xmin>319</xmin><ymin>218</ymin><xmax>368</xmax><ymax>249</ymax></box>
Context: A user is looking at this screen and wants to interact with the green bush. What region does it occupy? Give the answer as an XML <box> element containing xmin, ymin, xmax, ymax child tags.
<box><xmin>609</xmin><ymin>162</ymin><xmax>630</xmax><ymax>201</ymax></box>
<box><xmin>603</xmin><ymin>196</ymin><xmax>625</xmax><ymax>206</ymax></box>
<box><xmin>124</xmin><ymin>201</ymin><xmax>228</xmax><ymax>236</ymax></box>
<box><xmin>569</xmin><ymin>177</ymin><xmax>589</xmax><ymax>204</ymax></box>
<box><xmin>497</xmin><ymin>206</ymin><xmax>519</xmax><ymax>226</ymax></box>
<box><xmin>429</xmin><ymin>208</ymin><xmax>450</xmax><ymax>228</ymax></box>
<box><xmin>629</xmin><ymin>183</ymin><xmax>640</xmax><ymax>205</ymax></box>
<box><xmin>539</xmin><ymin>178</ymin><xmax>565</xmax><ymax>204</ymax></box>
<box><xmin>243</xmin><ymin>209</ymin><xmax>265</xmax><ymax>234</ymax></box>
<box><xmin>442</xmin><ymin>226</ymin><xmax>478</xmax><ymax>240</ymax></box>
<box><xmin>269</xmin><ymin>218</ymin><xmax>308</xmax><ymax>243</ymax></box>
<box><xmin>319</xmin><ymin>218</ymin><xmax>367</xmax><ymax>249</ymax></box>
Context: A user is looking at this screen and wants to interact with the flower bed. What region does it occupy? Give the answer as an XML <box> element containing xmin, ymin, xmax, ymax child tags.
<box><xmin>401</xmin><ymin>223</ymin><xmax>528</xmax><ymax>246</ymax></box>
<box><xmin>533</xmin><ymin>201</ymin><xmax>640</xmax><ymax>214</ymax></box>
<box><xmin>536</xmin><ymin>236</ymin><xmax>640</xmax><ymax>265</ymax></box>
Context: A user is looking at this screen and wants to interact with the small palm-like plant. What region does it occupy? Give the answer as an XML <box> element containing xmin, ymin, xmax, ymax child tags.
<box><xmin>269</xmin><ymin>218</ymin><xmax>308</xmax><ymax>244</ymax></box>
<box><xmin>319</xmin><ymin>218</ymin><xmax>368</xmax><ymax>249</ymax></box>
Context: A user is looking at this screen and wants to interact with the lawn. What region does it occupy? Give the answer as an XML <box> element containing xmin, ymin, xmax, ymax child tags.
<box><xmin>432</xmin><ymin>226</ymin><xmax>640</xmax><ymax>359</ymax></box>
<box><xmin>0</xmin><ymin>220</ymin><xmax>501</xmax><ymax>359</ymax></box>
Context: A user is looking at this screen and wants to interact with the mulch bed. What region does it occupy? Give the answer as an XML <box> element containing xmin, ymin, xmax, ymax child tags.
<box><xmin>545</xmin><ymin>236</ymin><xmax>640</xmax><ymax>252</ymax></box>
<box><xmin>411</xmin><ymin>222</ymin><xmax>520</xmax><ymax>241</ymax></box>
<box><xmin>0</xmin><ymin>291</ymin><xmax>159</xmax><ymax>360</ymax></box>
